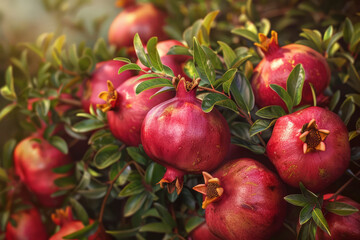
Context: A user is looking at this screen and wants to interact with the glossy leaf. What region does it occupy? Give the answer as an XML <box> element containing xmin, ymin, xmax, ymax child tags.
<box><xmin>0</xmin><ymin>66</ymin><xmax>16</xmax><ymax>101</ymax></box>
<box><xmin>193</xmin><ymin>37</ymin><xmax>215</xmax><ymax>84</ymax></box>
<box><xmin>297</xmin><ymin>220</ymin><xmax>316</xmax><ymax>240</ymax></box>
<box><xmin>256</xmin><ymin>105</ymin><xmax>286</xmax><ymax>119</ymax></box>
<box><xmin>63</xmin><ymin>221</ymin><xmax>99</xmax><ymax>239</ymax></box>
<box><xmin>325</xmin><ymin>201</ymin><xmax>359</xmax><ymax>216</ymax></box>
<box><xmin>185</xmin><ymin>216</ymin><xmax>205</xmax><ymax>233</ymax></box>
<box><xmin>107</xmin><ymin>228</ymin><xmax>140</xmax><ymax>239</ymax></box>
<box><xmin>139</xmin><ymin>222</ymin><xmax>172</xmax><ymax>233</ymax></box>
<box><xmin>135</xmin><ymin>78</ymin><xmax>173</xmax><ymax>94</ymax></box>
<box><xmin>69</xmin><ymin>198</ymin><xmax>89</xmax><ymax>225</ymax></box>
<box><xmin>329</xmin><ymin>90</ymin><xmax>340</xmax><ymax>111</ymax></box>
<box><xmin>72</xmin><ymin>119</ymin><xmax>105</xmax><ymax>133</ymax></box>
<box><xmin>249</xmin><ymin>119</ymin><xmax>276</xmax><ymax>136</ymax></box>
<box><xmin>118</xmin><ymin>63</ymin><xmax>142</xmax><ymax>75</ymax></box>
<box><xmin>284</xmin><ymin>194</ymin><xmax>309</xmax><ymax>207</ymax></box>
<box><xmin>118</xmin><ymin>181</ymin><xmax>145</xmax><ymax>197</ymax></box>
<box><xmin>127</xmin><ymin>147</ymin><xmax>148</xmax><ymax>165</ymax></box>
<box><xmin>218</xmin><ymin>41</ymin><xmax>236</xmax><ymax>69</ymax></box>
<box><xmin>0</xmin><ymin>104</ymin><xmax>16</xmax><ymax>123</ymax></box>
<box><xmin>198</xmin><ymin>10</ymin><xmax>219</xmax><ymax>46</ymax></box>
<box><xmin>201</xmin><ymin>93</ymin><xmax>238</xmax><ymax>113</ymax></box>
<box><xmin>339</xmin><ymin>97</ymin><xmax>355</xmax><ymax>125</ymax></box>
<box><xmin>146</xmin><ymin>37</ymin><xmax>163</xmax><ymax>71</ymax></box>
<box><xmin>343</xmin><ymin>18</ymin><xmax>354</xmax><ymax>43</ymax></box>
<box><xmin>52</xmin><ymin>163</ymin><xmax>74</xmax><ymax>174</ymax></box>
<box><xmin>220</xmin><ymin>68</ymin><xmax>237</xmax><ymax>94</ymax></box>
<box><xmin>231</xmin><ymin>28</ymin><xmax>259</xmax><ymax>42</ymax></box>
<box><xmin>133</xmin><ymin>33</ymin><xmax>149</xmax><ymax>67</ymax></box>
<box><xmin>124</xmin><ymin>192</ymin><xmax>148</xmax><ymax>217</ymax></box>
<box><xmin>145</xmin><ymin>162</ymin><xmax>165</xmax><ymax>185</ymax></box>
<box><xmin>270</xmin><ymin>84</ymin><xmax>293</xmax><ymax>112</ymax></box>
<box><xmin>94</xmin><ymin>145</ymin><xmax>121</xmax><ymax>169</ymax></box>
<box><xmin>312</xmin><ymin>208</ymin><xmax>331</xmax><ymax>236</ymax></box>
<box><xmin>154</xmin><ymin>203</ymin><xmax>176</xmax><ymax>228</ymax></box>
<box><xmin>230</xmin><ymin>73</ymin><xmax>255</xmax><ymax>113</ymax></box>
<box><xmin>299</xmin><ymin>182</ymin><xmax>319</xmax><ymax>204</ymax></box>
<box><xmin>287</xmin><ymin>64</ymin><xmax>305</xmax><ymax>107</ymax></box>
<box><xmin>300</xmin><ymin>204</ymin><xmax>313</xmax><ymax>225</ymax></box>
<box><xmin>49</xmin><ymin>136</ymin><xmax>68</xmax><ymax>154</ymax></box>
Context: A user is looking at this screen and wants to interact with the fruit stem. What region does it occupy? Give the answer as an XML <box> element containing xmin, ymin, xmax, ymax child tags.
<box><xmin>330</xmin><ymin>169</ymin><xmax>360</xmax><ymax>201</ymax></box>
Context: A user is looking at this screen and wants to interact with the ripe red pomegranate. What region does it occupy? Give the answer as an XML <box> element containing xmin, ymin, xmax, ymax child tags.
<box><xmin>82</xmin><ymin>60</ymin><xmax>135</xmax><ymax>112</ymax></box>
<box><xmin>97</xmin><ymin>75</ymin><xmax>175</xmax><ymax>146</ymax></box>
<box><xmin>14</xmin><ymin>136</ymin><xmax>72</xmax><ymax>207</ymax></box>
<box><xmin>50</xmin><ymin>207</ymin><xmax>96</xmax><ymax>240</ymax></box>
<box><xmin>136</xmin><ymin>40</ymin><xmax>190</xmax><ymax>69</ymax></box>
<box><xmin>188</xmin><ymin>222</ymin><xmax>222</xmax><ymax>240</ymax></box>
<box><xmin>252</xmin><ymin>31</ymin><xmax>331</xmax><ymax>109</ymax></box>
<box><xmin>108</xmin><ymin>3</ymin><xmax>168</xmax><ymax>50</ymax></box>
<box><xmin>316</xmin><ymin>194</ymin><xmax>360</xmax><ymax>240</ymax></box>
<box><xmin>6</xmin><ymin>207</ymin><xmax>48</xmax><ymax>240</ymax></box>
<box><xmin>141</xmin><ymin>77</ymin><xmax>231</xmax><ymax>194</ymax></box>
<box><xmin>193</xmin><ymin>158</ymin><xmax>286</xmax><ymax>240</ymax></box>
<box><xmin>267</xmin><ymin>106</ymin><xmax>350</xmax><ymax>192</ymax></box>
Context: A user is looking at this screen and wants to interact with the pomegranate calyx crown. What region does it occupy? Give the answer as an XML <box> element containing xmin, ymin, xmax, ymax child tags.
<box><xmin>174</xmin><ymin>75</ymin><xmax>200</xmax><ymax>99</ymax></box>
<box><xmin>51</xmin><ymin>206</ymin><xmax>74</xmax><ymax>226</ymax></box>
<box><xmin>159</xmin><ymin>177</ymin><xmax>183</xmax><ymax>195</ymax></box>
<box><xmin>299</xmin><ymin>119</ymin><xmax>330</xmax><ymax>154</ymax></box>
<box><xmin>97</xmin><ymin>80</ymin><xmax>118</xmax><ymax>112</ymax></box>
<box><xmin>254</xmin><ymin>30</ymin><xmax>279</xmax><ymax>55</ymax></box>
<box><xmin>193</xmin><ymin>171</ymin><xmax>224</xmax><ymax>209</ymax></box>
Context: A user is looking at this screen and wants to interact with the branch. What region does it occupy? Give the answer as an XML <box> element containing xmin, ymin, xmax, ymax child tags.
<box><xmin>331</xmin><ymin>170</ymin><xmax>360</xmax><ymax>200</ymax></box>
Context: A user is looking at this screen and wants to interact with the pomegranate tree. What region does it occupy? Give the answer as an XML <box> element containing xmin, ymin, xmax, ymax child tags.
<box><xmin>267</xmin><ymin>106</ymin><xmax>350</xmax><ymax>192</ymax></box>
<box><xmin>13</xmin><ymin>136</ymin><xmax>72</xmax><ymax>207</ymax></box>
<box><xmin>141</xmin><ymin>77</ymin><xmax>231</xmax><ymax>194</ymax></box>
<box><xmin>193</xmin><ymin>158</ymin><xmax>286</xmax><ymax>240</ymax></box>
<box><xmin>251</xmin><ymin>31</ymin><xmax>331</xmax><ymax>109</ymax></box>
<box><xmin>97</xmin><ymin>76</ymin><xmax>174</xmax><ymax>146</ymax></box>
<box><xmin>82</xmin><ymin>60</ymin><xmax>135</xmax><ymax>112</ymax></box>
<box><xmin>6</xmin><ymin>207</ymin><xmax>48</xmax><ymax>240</ymax></box>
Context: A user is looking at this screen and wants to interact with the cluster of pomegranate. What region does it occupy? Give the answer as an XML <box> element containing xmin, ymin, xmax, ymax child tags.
<box><xmin>3</xmin><ymin>3</ymin><xmax>359</xmax><ymax>239</ymax></box>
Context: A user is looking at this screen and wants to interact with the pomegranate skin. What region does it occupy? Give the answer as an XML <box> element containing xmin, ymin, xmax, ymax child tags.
<box><xmin>267</xmin><ymin>106</ymin><xmax>350</xmax><ymax>192</ymax></box>
<box><xmin>14</xmin><ymin>136</ymin><xmax>72</xmax><ymax>207</ymax></box>
<box><xmin>252</xmin><ymin>32</ymin><xmax>330</xmax><ymax>109</ymax></box>
<box><xmin>82</xmin><ymin>60</ymin><xmax>135</xmax><ymax>112</ymax></box>
<box><xmin>204</xmin><ymin>158</ymin><xmax>286</xmax><ymax>240</ymax></box>
<box><xmin>188</xmin><ymin>222</ymin><xmax>222</xmax><ymax>240</ymax></box>
<box><xmin>107</xmin><ymin>75</ymin><xmax>175</xmax><ymax>146</ymax></box>
<box><xmin>50</xmin><ymin>221</ymin><xmax>96</xmax><ymax>240</ymax></box>
<box><xmin>108</xmin><ymin>3</ymin><xmax>168</xmax><ymax>49</ymax></box>
<box><xmin>315</xmin><ymin>194</ymin><xmax>360</xmax><ymax>240</ymax></box>
<box><xmin>6</xmin><ymin>207</ymin><xmax>48</xmax><ymax>240</ymax></box>
<box><xmin>141</xmin><ymin>79</ymin><xmax>230</xmax><ymax>177</ymax></box>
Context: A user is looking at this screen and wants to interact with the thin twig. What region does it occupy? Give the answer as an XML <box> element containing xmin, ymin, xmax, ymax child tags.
<box><xmin>331</xmin><ymin>170</ymin><xmax>360</xmax><ymax>200</ymax></box>
<box><xmin>59</xmin><ymin>98</ymin><xmax>82</xmax><ymax>107</ymax></box>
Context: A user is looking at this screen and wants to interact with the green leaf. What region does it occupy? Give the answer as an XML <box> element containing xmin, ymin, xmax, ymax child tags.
<box><xmin>135</xmin><ymin>78</ymin><xmax>173</xmax><ymax>94</ymax></box>
<box><xmin>312</xmin><ymin>208</ymin><xmax>331</xmax><ymax>236</ymax></box>
<box><xmin>193</xmin><ymin>38</ymin><xmax>215</xmax><ymax>85</ymax></box>
<box><xmin>270</xmin><ymin>84</ymin><xmax>293</xmax><ymax>112</ymax></box>
<box><xmin>127</xmin><ymin>147</ymin><xmax>148</xmax><ymax>165</ymax></box>
<box><xmin>201</xmin><ymin>93</ymin><xmax>238</xmax><ymax>113</ymax></box>
<box><xmin>299</xmin><ymin>182</ymin><xmax>319</xmax><ymax>204</ymax></box>
<box><xmin>118</xmin><ymin>63</ymin><xmax>142</xmax><ymax>75</ymax></box>
<box><xmin>197</xmin><ymin>10</ymin><xmax>219</xmax><ymax>46</ymax></box>
<box><xmin>133</xmin><ymin>33</ymin><xmax>149</xmax><ymax>68</ymax></box>
<box><xmin>309</xmin><ymin>83</ymin><xmax>317</xmax><ymax>107</ymax></box>
<box><xmin>339</xmin><ymin>97</ymin><xmax>355</xmax><ymax>125</ymax></box>
<box><xmin>52</xmin><ymin>163</ymin><xmax>74</xmax><ymax>174</ymax></box>
<box><xmin>49</xmin><ymin>136</ymin><xmax>68</xmax><ymax>154</ymax></box>
<box><xmin>231</xmin><ymin>28</ymin><xmax>259</xmax><ymax>42</ymax></box>
<box><xmin>113</xmin><ymin>57</ymin><xmax>131</xmax><ymax>63</ymax></box>
<box><xmin>63</xmin><ymin>221</ymin><xmax>99</xmax><ymax>239</ymax></box>
<box><xmin>350</xmin><ymin>26</ymin><xmax>360</xmax><ymax>53</ymax></box>
<box><xmin>123</xmin><ymin>192</ymin><xmax>148</xmax><ymax>217</ymax></box>
<box><xmin>348</xmin><ymin>63</ymin><xmax>360</xmax><ymax>93</ymax></box>
<box><xmin>54</xmin><ymin>175</ymin><xmax>76</xmax><ymax>187</ymax></box>
<box><xmin>94</xmin><ymin>144</ymin><xmax>121</xmax><ymax>169</ymax></box>
<box><xmin>185</xmin><ymin>216</ymin><xmax>205</xmax><ymax>233</ymax></box>
<box><xmin>329</xmin><ymin>90</ymin><xmax>340</xmax><ymax>111</ymax></box>
<box><xmin>167</xmin><ymin>45</ymin><xmax>191</xmax><ymax>56</ymax></box>
<box><xmin>300</xmin><ymin>29</ymin><xmax>322</xmax><ymax>53</ymax></box>
<box><xmin>286</xmin><ymin>64</ymin><xmax>305</xmax><ymax>107</ymax></box>
<box><xmin>300</xmin><ymin>204</ymin><xmax>313</xmax><ymax>225</ymax></box>
<box><xmin>325</xmin><ymin>201</ymin><xmax>359</xmax><ymax>216</ymax></box>
<box><xmin>220</xmin><ymin>68</ymin><xmax>237</xmax><ymax>93</ymax></box>
<box><xmin>256</xmin><ymin>105</ymin><xmax>286</xmax><ymax>119</ymax></box>
<box><xmin>0</xmin><ymin>104</ymin><xmax>16</xmax><ymax>122</ymax></box>
<box><xmin>72</xmin><ymin>119</ymin><xmax>105</xmax><ymax>133</ymax></box>
<box><xmin>51</xmin><ymin>35</ymin><xmax>66</xmax><ymax>67</ymax></box>
<box><xmin>249</xmin><ymin>119</ymin><xmax>276</xmax><ymax>136</ymax></box>
<box><xmin>325</xmin><ymin>32</ymin><xmax>343</xmax><ymax>55</ymax></box>
<box><xmin>201</xmin><ymin>46</ymin><xmax>223</xmax><ymax>70</ymax></box>
<box><xmin>146</xmin><ymin>37</ymin><xmax>163</xmax><ymax>72</ymax></box>
<box><xmin>231</xmin><ymin>55</ymin><xmax>252</xmax><ymax>69</ymax></box>
<box><xmin>107</xmin><ymin>228</ymin><xmax>140</xmax><ymax>239</ymax></box>
<box><xmin>139</xmin><ymin>222</ymin><xmax>172</xmax><ymax>233</ymax></box>
<box><xmin>284</xmin><ymin>194</ymin><xmax>309</xmax><ymax>207</ymax></box>
<box><xmin>154</xmin><ymin>203</ymin><xmax>176</xmax><ymax>228</ymax></box>
<box><xmin>110</xmin><ymin>161</ymin><xmax>131</xmax><ymax>186</ymax></box>
<box><xmin>343</xmin><ymin>18</ymin><xmax>354</xmax><ymax>43</ymax></box>
<box><xmin>145</xmin><ymin>162</ymin><xmax>165</xmax><ymax>185</ymax></box>
<box><xmin>297</xmin><ymin>220</ymin><xmax>316</xmax><ymax>240</ymax></box>
<box><xmin>118</xmin><ymin>181</ymin><xmax>145</xmax><ymax>197</ymax></box>
<box><xmin>1</xmin><ymin>66</ymin><xmax>16</xmax><ymax>101</ymax></box>
<box><xmin>323</xmin><ymin>26</ymin><xmax>333</xmax><ymax>41</ymax></box>
<box><xmin>230</xmin><ymin>73</ymin><xmax>255</xmax><ymax>113</ymax></box>
<box><xmin>69</xmin><ymin>198</ymin><xmax>89</xmax><ymax>225</ymax></box>
<box><xmin>259</xmin><ymin>18</ymin><xmax>271</xmax><ymax>35</ymax></box>
<box><xmin>218</xmin><ymin>41</ymin><xmax>236</xmax><ymax>69</ymax></box>
<box><xmin>78</xmin><ymin>187</ymin><xmax>107</xmax><ymax>199</ymax></box>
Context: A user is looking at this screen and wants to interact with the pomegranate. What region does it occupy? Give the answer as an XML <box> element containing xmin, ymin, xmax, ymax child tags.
<box><xmin>136</xmin><ymin>40</ymin><xmax>190</xmax><ymax>70</ymax></box>
<box><xmin>267</xmin><ymin>106</ymin><xmax>350</xmax><ymax>192</ymax></box>
<box><xmin>252</xmin><ymin>31</ymin><xmax>331</xmax><ymax>109</ymax></box>
<box><xmin>108</xmin><ymin>3</ymin><xmax>168</xmax><ymax>50</ymax></box>
<box><xmin>316</xmin><ymin>194</ymin><xmax>360</xmax><ymax>240</ymax></box>
<box><xmin>97</xmin><ymin>75</ymin><xmax>174</xmax><ymax>146</ymax></box>
<box><xmin>14</xmin><ymin>136</ymin><xmax>72</xmax><ymax>207</ymax></box>
<box><xmin>141</xmin><ymin>77</ymin><xmax>231</xmax><ymax>194</ymax></box>
<box><xmin>193</xmin><ymin>158</ymin><xmax>286</xmax><ymax>240</ymax></box>
<box><xmin>82</xmin><ymin>60</ymin><xmax>135</xmax><ymax>112</ymax></box>
<box><xmin>6</xmin><ymin>207</ymin><xmax>48</xmax><ymax>240</ymax></box>
<box><xmin>50</xmin><ymin>206</ymin><xmax>96</xmax><ymax>240</ymax></box>
<box><xmin>188</xmin><ymin>222</ymin><xmax>222</xmax><ymax>240</ymax></box>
